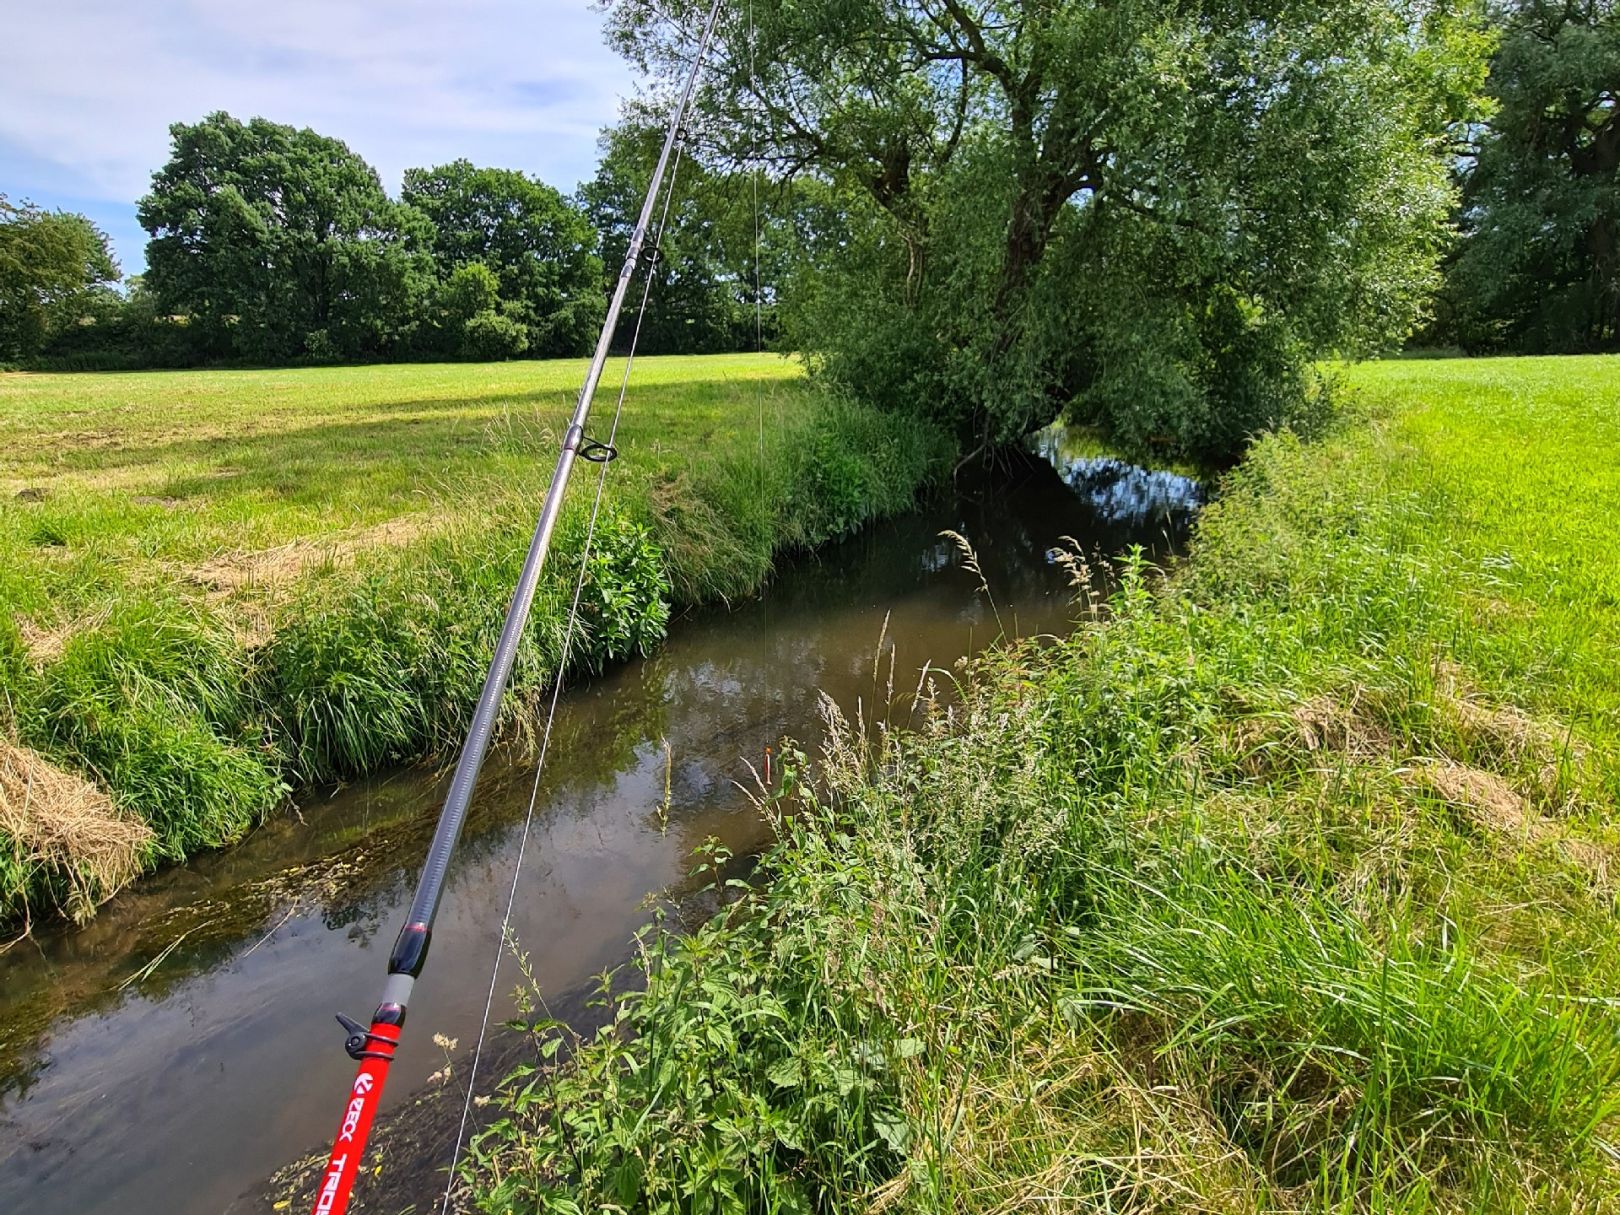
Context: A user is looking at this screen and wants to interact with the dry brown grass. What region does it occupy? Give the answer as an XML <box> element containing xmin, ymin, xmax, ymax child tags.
<box><xmin>1406</xmin><ymin>760</ymin><xmax>1615</xmax><ymax>885</ymax></box>
<box><xmin>1218</xmin><ymin>671</ymin><xmax>1614</xmax><ymax>892</ymax></box>
<box><xmin>15</xmin><ymin>606</ymin><xmax>111</xmax><ymax>665</ymax></box>
<box><xmin>1287</xmin><ymin>691</ymin><xmax>1393</xmax><ymax>758</ymax></box>
<box><xmin>877</xmin><ymin>1027</ymin><xmax>1268</xmax><ymax>1215</ymax></box>
<box><xmin>0</xmin><ymin>738</ymin><xmax>152</xmax><ymax>928</ymax></box>
<box><xmin>186</xmin><ymin>514</ymin><xmax>437</xmax><ymax>595</ymax></box>
<box><xmin>1224</xmin><ymin>689</ymin><xmax>1395</xmax><ymax>778</ymax></box>
<box><xmin>1412</xmin><ymin>761</ymin><xmax>1534</xmax><ymax>838</ymax></box>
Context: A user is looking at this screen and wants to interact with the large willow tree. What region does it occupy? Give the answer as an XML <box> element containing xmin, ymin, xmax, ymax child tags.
<box><xmin>608</xmin><ymin>0</ymin><xmax>1486</xmax><ymax>459</ymax></box>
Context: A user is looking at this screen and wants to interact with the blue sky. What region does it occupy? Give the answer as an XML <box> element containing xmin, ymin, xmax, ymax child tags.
<box><xmin>1</xmin><ymin>0</ymin><xmax>638</xmax><ymax>275</ymax></box>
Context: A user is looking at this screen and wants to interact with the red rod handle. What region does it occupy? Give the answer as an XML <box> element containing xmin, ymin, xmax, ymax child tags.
<box><xmin>311</xmin><ymin>1021</ymin><xmax>400</xmax><ymax>1215</ymax></box>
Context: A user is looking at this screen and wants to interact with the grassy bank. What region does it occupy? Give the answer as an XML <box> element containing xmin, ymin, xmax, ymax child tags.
<box><xmin>472</xmin><ymin>355</ymin><xmax>1620</xmax><ymax>1213</ymax></box>
<box><xmin>0</xmin><ymin>354</ymin><xmax>950</xmax><ymax>927</ymax></box>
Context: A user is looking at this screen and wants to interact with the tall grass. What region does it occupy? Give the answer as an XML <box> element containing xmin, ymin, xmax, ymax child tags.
<box><xmin>652</xmin><ymin>394</ymin><xmax>953</xmax><ymax>603</ymax></box>
<box><xmin>26</xmin><ymin>597</ymin><xmax>280</xmax><ymax>861</ymax></box>
<box><xmin>263</xmin><ymin>503</ymin><xmax>665</xmax><ymax>784</ymax></box>
<box><xmin>471</xmin><ymin>357</ymin><xmax>1620</xmax><ymax>1213</ymax></box>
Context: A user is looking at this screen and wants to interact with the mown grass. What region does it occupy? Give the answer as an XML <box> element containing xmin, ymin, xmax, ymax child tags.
<box><xmin>0</xmin><ymin>354</ymin><xmax>951</xmax><ymax>925</ymax></box>
<box><xmin>471</xmin><ymin>354</ymin><xmax>1620</xmax><ymax>1213</ymax></box>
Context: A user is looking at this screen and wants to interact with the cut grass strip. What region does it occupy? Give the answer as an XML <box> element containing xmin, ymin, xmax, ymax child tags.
<box><xmin>0</xmin><ymin>737</ymin><xmax>153</xmax><ymax>929</ymax></box>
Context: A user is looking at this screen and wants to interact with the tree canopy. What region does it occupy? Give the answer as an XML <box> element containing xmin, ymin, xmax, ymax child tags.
<box><xmin>138</xmin><ymin>112</ymin><xmax>433</xmax><ymax>362</ymax></box>
<box><xmin>578</xmin><ymin>117</ymin><xmax>796</xmax><ymax>355</ymax></box>
<box><xmin>607</xmin><ymin>0</ymin><xmax>1489</xmax><ymax>460</ymax></box>
<box><xmin>1441</xmin><ymin>0</ymin><xmax>1619</xmax><ymax>352</ymax></box>
<box><xmin>403</xmin><ymin>159</ymin><xmax>604</xmax><ymax>357</ymax></box>
<box><xmin>0</xmin><ymin>197</ymin><xmax>119</xmax><ymax>363</ymax></box>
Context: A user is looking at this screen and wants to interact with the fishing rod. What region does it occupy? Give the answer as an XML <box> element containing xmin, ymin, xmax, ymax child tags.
<box><xmin>308</xmin><ymin>3</ymin><xmax>725</xmax><ymax>1211</ymax></box>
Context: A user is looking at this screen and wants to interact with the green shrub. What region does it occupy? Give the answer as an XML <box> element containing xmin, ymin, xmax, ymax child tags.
<box><xmin>565</xmin><ymin>508</ymin><xmax>672</xmax><ymax>672</ymax></box>
<box><xmin>462</xmin><ymin>310</ymin><xmax>530</xmax><ymax>361</ymax></box>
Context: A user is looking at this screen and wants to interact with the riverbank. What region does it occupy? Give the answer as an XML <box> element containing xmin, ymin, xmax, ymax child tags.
<box><xmin>474</xmin><ymin>355</ymin><xmax>1620</xmax><ymax>1212</ymax></box>
<box><xmin>0</xmin><ymin>354</ymin><xmax>949</xmax><ymax>928</ymax></box>
<box><xmin>0</xmin><ymin>433</ymin><xmax>1195</xmax><ymax>1215</ymax></box>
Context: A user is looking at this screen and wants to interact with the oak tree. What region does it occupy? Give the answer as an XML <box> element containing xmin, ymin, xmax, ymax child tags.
<box><xmin>139</xmin><ymin>112</ymin><xmax>432</xmax><ymax>362</ymax></box>
<box><xmin>403</xmin><ymin>159</ymin><xmax>603</xmax><ymax>357</ymax></box>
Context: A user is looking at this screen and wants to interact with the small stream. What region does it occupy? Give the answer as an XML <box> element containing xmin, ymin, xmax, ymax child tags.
<box><xmin>0</xmin><ymin>439</ymin><xmax>1200</xmax><ymax>1215</ymax></box>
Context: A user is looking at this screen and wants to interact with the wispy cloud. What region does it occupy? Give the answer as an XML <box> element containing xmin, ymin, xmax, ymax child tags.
<box><xmin>0</xmin><ymin>0</ymin><xmax>639</xmax><ymax>269</ymax></box>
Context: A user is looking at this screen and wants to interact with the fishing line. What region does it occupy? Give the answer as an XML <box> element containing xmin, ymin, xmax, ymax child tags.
<box><xmin>751</xmin><ymin>0</ymin><xmax>764</xmax><ymax>499</ymax></box>
<box><xmin>436</xmin><ymin>36</ymin><xmax>709</xmax><ymax>1215</ymax></box>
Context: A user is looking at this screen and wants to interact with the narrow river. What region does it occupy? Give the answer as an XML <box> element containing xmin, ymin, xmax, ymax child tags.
<box><xmin>0</xmin><ymin>441</ymin><xmax>1199</xmax><ymax>1215</ymax></box>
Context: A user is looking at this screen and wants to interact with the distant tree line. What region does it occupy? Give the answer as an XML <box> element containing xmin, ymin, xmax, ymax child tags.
<box><xmin>3</xmin><ymin>111</ymin><xmax>783</xmax><ymax>369</ymax></box>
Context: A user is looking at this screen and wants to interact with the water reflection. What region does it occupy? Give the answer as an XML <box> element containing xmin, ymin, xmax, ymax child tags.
<box><xmin>1031</xmin><ymin>427</ymin><xmax>1205</xmax><ymax>534</ymax></box>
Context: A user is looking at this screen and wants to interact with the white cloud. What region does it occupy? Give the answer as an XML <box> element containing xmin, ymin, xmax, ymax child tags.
<box><xmin>0</xmin><ymin>0</ymin><xmax>639</xmax><ymax>206</ymax></box>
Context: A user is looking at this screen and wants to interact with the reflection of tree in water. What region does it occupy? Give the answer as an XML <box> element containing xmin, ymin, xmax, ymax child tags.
<box><xmin>1054</xmin><ymin>457</ymin><xmax>1204</xmax><ymax>529</ymax></box>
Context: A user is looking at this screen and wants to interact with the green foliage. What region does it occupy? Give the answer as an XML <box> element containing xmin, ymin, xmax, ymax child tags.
<box><xmin>138</xmin><ymin>112</ymin><xmax>436</xmax><ymax>362</ymax></box>
<box><xmin>775</xmin><ymin>395</ymin><xmax>949</xmax><ymax>547</ymax></box>
<box><xmin>261</xmin><ymin>503</ymin><xmax>670</xmax><ymax>786</ymax></box>
<box><xmin>470</xmin><ymin>841</ymin><xmax>911</xmax><ymax>1215</ymax></box>
<box><xmin>651</xmin><ymin>392</ymin><xmax>952</xmax><ymax>603</ymax></box>
<box><xmin>1439</xmin><ymin>0</ymin><xmax>1620</xmax><ymax>353</ymax></box>
<box><xmin>461</xmin><ymin>310</ymin><xmax>531</xmax><ymax>361</ymax></box>
<box><xmin>263</xmin><ymin>520</ymin><xmax>553</xmax><ymax>783</ymax></box>
<box><xmin>570</xmin><ymin>509</ymin><xmax>673</xmax><ymax>670</ymax></box>
<box><xmin>612</xmin><ymin>0</ymin><xmax>1489</xmax><ymax>462</ymax></box>
<box><xmin>440</xmin><ymin>261</ymin><xmax>502</xmax><ymax>321</ymax></box>
<box><xmin>33</xmin><ymin>276</ymin><xmax>200</xmax><ymax>370</ymax></box>
<box><xmin>27</xmin><ymin>600</ymin><xmax>282</xmax><ymax>859</ymax></box>
<box><xmin>404</xmin><ymin>159</ymin><xmax>604</xmax><ymax>358</ymax></box>
<box><xmin>0</xmin><ymin>196</ymin><xmax>120</xmax><ymax>362</ymax></box>
<box><xmin>113</xmin><ymin>118</ymin><xmax>616</xmax><ymax>368</ymax></box>
<box><xmin>578</xmin><ymin>119</ymin><xmax>790</xmax><ymax>355</ymax></box>
<box><xmin>473</xmin><ymin>355</ymin><xmax>1620</xmax><ymax>1212</ymax></box>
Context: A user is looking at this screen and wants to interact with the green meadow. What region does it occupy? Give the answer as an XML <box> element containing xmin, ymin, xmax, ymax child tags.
<box><xmin>0</xmin><ymin>354</ymin><xmax>947</xmax><ymax>925</ymax></box>
<box><xmin>472</xmin><ymin>355</ymin><xmax>1620</xmax><ymax>1213</ymax></box>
